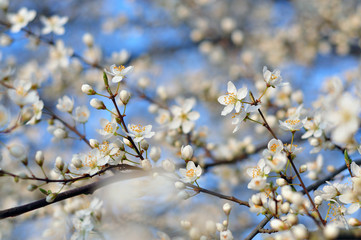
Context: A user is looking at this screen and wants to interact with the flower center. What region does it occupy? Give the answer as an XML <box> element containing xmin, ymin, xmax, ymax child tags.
<box><xmin>186</xmin><ymin>169</ymin><xmax>195</xmax><ymax>177</ymax></box>
<box><xmin>104</xmin><ymin>123</ymin><xmax>114</xmax><ymax>133</ymax></box>
<box><xmin>252</xmin><ymin>166</ymin><xmax>262</xmax><ymax>178</ymax></box>
<box><xmin>270</xmin><ymin>143</ymin><xmax>279</xmax><ymax>152</ymax></box>
<box><xmin>130</xmin><ymin>124</ymin><xmax>145</xmax><ymax>133</ymax></box>
<box><xmin>84</xmin><ymin>154</ymin><xmax>97</xmax><ymax>168</ymax></box>
<box><xmin>285</xmin><ymin>119</ymin><xmax>300</xmax><ymax>125</ymax></box>
<box><xmin>223</xmin><ymin>92</ymin><xmax>236</xmax><ymax>105</ymax></box>
<box><xmin>114</xmin><ymin>65</ymin><xmax>125</xmax><ymax>72</ymax></box>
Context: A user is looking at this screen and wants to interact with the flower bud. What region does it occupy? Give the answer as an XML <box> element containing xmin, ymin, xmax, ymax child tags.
<box><xmin>35</xmin><ymin>151</ymin><xmax>44</xmax><ymax>166</ymax></box>
<box><xmin>149</xmin><ymin>147</ymin><xmax>161</xmax><ymax>162</ymax></box>
<box><xmin>46</xmin><ymin>193</ymin><xmax>57</xmax><ymax>203</ymax></box>
<box><xmin>175</xmin><ymin>181</ymin><xmax>185</xmax><ymax>189</ymax></box>
<box><xmin>323</xmin><ymin>223</ymin><xmax>339</xmax><ymax>239</ymax></box>
<box><xmin>18</xmin><ymin>172</ymin><xmax>28</xmax><ymax>179</ymax></box>
<box><xmin>181</xmin><ymin>145</ymin><xmax>193</xmax><ymax>161</ymax></box>
<box><xmin>82</xmin><ymin>33</ymin><xmax>94</xmax><ymax>47</ymax></box>
<box><xmin>123</xmin><ymin>138</ymin><xmax>133</xmax><ymax>148</ymax></box>
<box><xmin>72</xmin><ymin>156</ymin><xmax>83</xmax><ymax>168</ymax></box>
<box><xmin>89</xmin><ymin>139</ymin><xmax>99</xmax><ymax>148</ymax></box>
<box><xmin>8</xmin><ymin>144</ymin><xmax>26</xmax><ymax>159</ymax></box>
<box><xmin>314</xmin><ymin>195</ymin><xmax>323</xmax><ymax>205</ymax></box>
<box><xmin>292</xmin><ymin>224</ymin><xmax>308</xmax><ymax>239</ymax></box>
<box><xmin>189</xmin><ymin>227</ymin><xmax>201</xmax><ymax>240</ymax></box>
<box><xmin>54</xmin><ymin>128</ymin><xmax>67</xmax><ymax>139</ymax></box>
<box><xmin>81</xmin><ymin>84</ymin><xmax>96</xmax><ymax>95</ymax></box>
<box><xmin>348</xmin><ymin>218</ymin><xmax>361</xmax><ymax>226</ymax></box>
<box><xmin>281</xmin><ymin>202</ymin><xmax>290</xmax><ymax>214</ymax></box>
<box><xmin>276</xmin><ymin>178</ymin><xmax>287</xmax><ymax>186</ymax></box>
<box><xmin>251</xmin><ymin>194</ymin><xmax>262</xmax><ymax>206</ymax></box>
<box><xmin>223</xmin><ymin>203</ymin><xmax>232</xmax><ymax>215</ymax></box>
<box><xmin>299</xmin><ymin>164</ymin><xmax>307</xmax><ymax>173</ymax></box>
<box><xmin>285</xmin><ymin>214</ymin><xmax>298</xmax><ymax>226</ymax></box>
<box><xmin>141</xmin><ymin>159</ymin><xmax>152</xmax><ymax>171</ymax></box>
<box><xmin>0</xmin><ymin>34</ymin><xmax>12</xmax><ymax>46</ymax></box>
<box><xmin>162</xmin><ymin>159</ymin><xmax>175</xmax><ymax>172</ymax></box>
<box><xmin>119</xmin><ymin>90</ymin><xmax>130</xmax><ymax>105</ymax></box>
<box><xmin>27</xmin><ymin>184</ymin><xmax>38</xmax><ymax>192</ymax></box>
<box><xmin>55</xmin><ymin>157</ymin><xmax>64</xmax><ymax>171</ymax></box>
<box><xmin>177</xmin><ymin>190</ymin><xmax>190</xmax><ymax>200</ymax></box>
<box><xmin>90</xmin><ymin>98</ymin><xmax>106</xmax><ymax>110</ymax></box>
<box><xmin>140</xmin><ymin>139</ymin><xmax>149</xmax><ymax>151</ymax></box>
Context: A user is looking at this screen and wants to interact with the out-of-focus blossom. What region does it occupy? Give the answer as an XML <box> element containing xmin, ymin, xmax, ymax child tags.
<box><xmin>56</xmin><ymin>95</ymin><xmax>74</xmax><ymax>113</ymax></box>
<box><xmin>7</xmin><ymin>8</ymin><xmax>36</xmax><ymax>33</ymax></box>
<box><xmin>73</xmin><ymin>105</ymin><xmax>90</xmax><ymax>123</ymax></box>
<box><xmin>40</xmin><ymin>15</ymin><xmax>68</xmax><ymax>35</ymax></box>
<box><xmin>169</xmin><ymin>98</ymin><xmax>200</xmax><ymax>134</ymax></box>
<box><xmin>8</xmin><ymin>79</ymin><xmax>39</xmax><ymax>106</ymax></box>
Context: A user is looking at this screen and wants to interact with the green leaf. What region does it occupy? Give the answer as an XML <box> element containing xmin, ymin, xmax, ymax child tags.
<box><xmin>344</xmin><ymin>149</ymin><xmax>352</xmax><ymax>165</ymax></box>
<box><xmin>39</xmin><ymin>188</ymin><xmax>48</xmax><ymax>195</ymax></box>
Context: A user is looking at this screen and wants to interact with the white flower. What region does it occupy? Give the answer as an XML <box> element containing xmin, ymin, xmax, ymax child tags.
<box><xmin>351</xmin><ymin>162</ymin><xmax>361</xmax><ymax>178</ymax></box>
<box><xmin>72</xmin><ymin>149</ymin><xmax>109</xmax><ymax>175</ymax></box>
<box><xmin>302</xmin><ymin>114</ymin><xmax>326</xmax><ymax>139</ymax></box>
<box><xmin>40</xmin><ymin>15</ymin><xmax>68</xmax><ymax>35</ymax></box>
<box><xmin>7</xmin><ymin>8</ymin><xmax>36</xmax><ymax>33</ymax></box>
<box><xmin>97</xmin><ymin>118</ymin><xmax>118</xmax><ymax>139</ymax></box>
<box><xmin>8</xmin><ymin>79</ymin><xmax>39</xmax><ymax>106</ymax></box>
<box><xmin>263</xmin><ymin>66</ymin><xmax>287</xmax><ymax>88</ymax></box>
<box><xmin>327</xmin><ymin>93</ymin><xmax>361</xmax><ymax>144</ymax></box>
<box><xmin>56</xmin><ymin>95</ymin><xmax>74</xmax><ymax>113</ymax></box>
<box><xmin>220</xmin><ymin>229</ymin><xmax>234</xmax><ymax>240</ymax></box>
<box><xmin>263</xmin><ymin>138</ymin><xmax>283</xmax><ymax>158</ymax></box>
<box><xmin>169</xmin><ymin>98</ymin><xmax>200</xmax><ymax>134</ymax></box>
<box><xmin>266</xmin><ymin>152</ymin><xmax>287</xmax><ymax>172</ymax></box>
<box><xmin>314</xmin><ymin>181</ymin><xmax>350</xmax><ymax>201</ymax></box>
<box><xmin>105</xmin><ymin>64</ymin><xmax>134</xmax><ymax>83</ymax></box>
<box><xmin>181</xmin><ymin>145</ymin><xmax>193</xmax><ymax>161</ymax></box>
<box><xmin>26</xmin><ymin>100</ymin><xmax>44</xmax><ymax>125</ymax></box>
<box><xmin>179</xmin><ymin>161</ymin><xmax>202</xmax><ymax>183</ymax></box>
<box><xmin>218</xmin><ymin>81</ymin><xmax>248</xmax><ymax>116</ymax></box>
<box><xmin>73</xmin><ymin>105</ymin><xmax>90</xmax><ymax>123</ymax></box>
<box><xmin>279</xmin><ymin>116</ymin><xmax>307</xmax><ymax>132</ymax></box>
<box><xmin>246</xmin><ymin>159</ymin><xmax>271</xmax><ymax>179</ymax></box>
<box><xmin>231</xmin><ymin>104</ymin><xmax>260</xmax><ymax>133</ymax></box>
<box><xmin>127</xmin><ymin>124</ymin><xmax>155</xmax><ymax>142</ymax></box>
<box><xmin>248</xmin><ymin>176</ymin><xmax>267</xmax><ymax>190</ymax></box>
<box><xmin>49</xmin><ymin>40</ymin><xmax>73</xmax><ymax>69</ymax></box>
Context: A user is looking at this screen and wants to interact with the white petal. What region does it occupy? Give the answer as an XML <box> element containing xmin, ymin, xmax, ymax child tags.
<box><xmin>227</xmin><ymin>81</ymin><xmax>237</xmax><ymax>94</ymax></box>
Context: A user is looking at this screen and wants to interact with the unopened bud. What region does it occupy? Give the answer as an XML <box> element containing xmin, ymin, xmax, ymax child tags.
<box><xmin>348</xmin><ymin>217</ymin><xmax>361</xmax><ymax>226</ymax></box>
<box><xmin>46</xmin><ymin>193</ymin><xmax>57</xmax><ymax>203</ymax></box>
<box><xmin>18</xmin><ymin>172</ymin><xmax>27</xmax><ymax>179</ymax></box>
<box><xmin>90</xmin><ymin>98</ymin><xmax>106</xmax><ymax>110</ymax></box>
<box><xmin>162</xmin><ymin>159</ymin><xmax>175</xmax><ymax>172</ymax></box>
<box><xmin>81</xmin><ymin>84</ymin><xmax>96</xmax><ymax>95</ymax></box>
<box><xmin>119</xmin><ymin>90</ymin><xmax>130</xmax><ymax>105</ymax></box>
<box><xmin>292</xmin><ymin>224</ymin><xmax>308</xmax><ymax>239</ymax></box>
<box><xmin>149</xmin><ymin>147</ymin><xmax>161</xmax><ymax>162</ymax></box>
<box><xmin>175</xmin><ymin>181</ymin><xmax>185</xmax><ymax>189</ymax></box>
<box><xmin>281</xmin><ymin>202</ymin><xmax>290</xmax><ymax>214</ymax></box>
<box><xmin>141</xmin><ymin>159</ymin><xmax>152</xmax><ymax>171</ymax></box>
<box><xmin>35</xmin><ymin>151</ymin><xmax>44</xmax><ymax>166</ymax></box>
<box><xmin>251</xmin><ymin>194</ymin><xmax>262</xmax><ymax>206</ymax></box>
<box><xmin>27</xmin><ymin>184</ymin><xmax>38</xmax><ymax>192</ymax></box>
<box><xmin>55</xmin><ymin>157</ymin><xmax>64</xmax><ymax>171</ymax></box>
<box><xmin>8</xmin><ymin>144</ymin><xmax>26</xmax><ymax>159</ymax></box>
<box><xmin>72</xmin><ymin>156</ymin><xmax>83</xmax><ymax>168</ymax></box>
<box><xmin>82</xmin><ymin>33</ymin><xmax>94</xmax><ymax>47</ymax></box>
<box><xmin>54</xmin><ymin>128</ymin><xmax>67</xmax><ymax>139</ymax></box>
<box><xmin>223</xmin><ymin>203</ymin><xmax>232</xmax><ymax>215</ymax></box>
<box><xmin>140</xmin><ymin>139</ymin><xmax>149</xmax><ymax>151</ymax></box>
<box><xmin>276</xmin><ymin>178</ymin><xmax>287</xmax><ymax>186</ymax></box>
<box><xmin>314</xmin><ymin>195</ymin><xmax>323</xmax><ymax>205</ymax></box>
<box><xmin>123</xmin><ymin>138</ymin><xmax>133</xmax><ymax>148</ymax></box>
<box><xmin>181</xmin><ymin>145</ymin><xmax>193</xmax><ymax>161</ymax></box>
<box><xmin>89</xmin><ymin>139</ymin><xmax>99</xmax><ymax>148</ymax></box>
<box><xmin>177</xmin><ymin>190</ymin><xmax>190</xmax><ymax>200</ymax></box>
<box><xmin>299</xmin><ymin>164</ymin><xmax>307</xmax><ymax>173</ymax></box>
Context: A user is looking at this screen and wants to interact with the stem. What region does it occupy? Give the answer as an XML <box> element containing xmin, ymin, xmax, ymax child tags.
<box><xmin>287</xmin><ymin>154</ymin><xmax>325</xmax><ymax>226</ymax></box>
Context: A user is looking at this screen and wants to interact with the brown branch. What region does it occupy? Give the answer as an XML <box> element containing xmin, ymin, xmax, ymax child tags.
<box><xmin>186</xmin><ymin>183</ymin><xmax>250</xmax><ymax>207</ymax></box>
<box><xmin>244</xmin><ymin>215</ymin><xmax>272</xmax><ymax>240</ymax></box>
<box><xmin>0</xmin><ymin>169</ymin><xmax>148</xmax><ymax>219</ymax></box>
